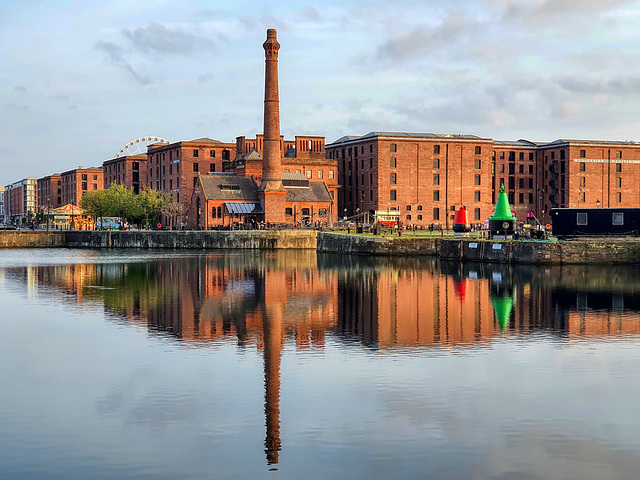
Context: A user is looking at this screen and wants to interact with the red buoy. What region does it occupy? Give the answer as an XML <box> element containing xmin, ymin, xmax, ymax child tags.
<box><xmin>452</xmin><ymin>206</ymin><xmax>471</xmax><ymax>233</ymax></box>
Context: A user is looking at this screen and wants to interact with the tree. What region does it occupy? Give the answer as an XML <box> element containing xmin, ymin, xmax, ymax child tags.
<box><xmin>81</xmin><ymin>190</ymin><xmax>113</xmax><ymax>228</ymax></box>
<box><xmin>161</xmin><ymin>201</ymin><xmax>187</xmax><ymax>230</ymax></box>
<box><xmin>104</xmin><ymin>184</ymin><xmax>136</xmax><ymax>227</ymax></box>
<box><xmin>135</xmin><ymin>187</ymin><xmax>167</xmax><ymax>228</ymax></box>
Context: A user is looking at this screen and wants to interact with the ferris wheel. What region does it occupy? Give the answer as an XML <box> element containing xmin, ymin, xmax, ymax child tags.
<box><xmin>115</xmin><ymin>136</ymin><xmax>171</xmax><ymax>157</ymax></box>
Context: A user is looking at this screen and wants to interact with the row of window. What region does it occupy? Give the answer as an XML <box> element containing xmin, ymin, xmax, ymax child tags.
<box><xmin>578</xmin><ymin>192</ymin><xmax>624</xmax><ymax>203</ymax></box>
<box><xmin>496</xmin><ymin>164</ymin><xmax>535</xmax><ymax>174</ymax></box>
<box><xmin>579</xmin><ymin>163</ymin><xmax>623</xmax><ymax>172</ymax></box>
<box><xmin>497</xmin><ymin>151</ymin><xmax>535</xmax><ymax>161</ymax></box>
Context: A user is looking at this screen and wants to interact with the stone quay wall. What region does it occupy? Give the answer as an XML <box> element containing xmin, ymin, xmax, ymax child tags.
<box><xmin>0</xmin><ymin>231</ymin><xmax>65</xmax><ymax>248</ymax></box>
<box><xmin>64</xmin><ymin>230</ymin><xmax>318</xmax><ymax>250</ymax></box>
<box><xmin>2</xmin><ymin>230</ymin><xmax>640</xmax><ymax>264</ymax></box>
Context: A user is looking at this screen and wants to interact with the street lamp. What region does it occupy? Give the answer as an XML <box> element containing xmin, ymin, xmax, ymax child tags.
<box><xmin>596</xmin><ymin>199</ymin><xmax>601</xmax><ymax>208</ymax></box>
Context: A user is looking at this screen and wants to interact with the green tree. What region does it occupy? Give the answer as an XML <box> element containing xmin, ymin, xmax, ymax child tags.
<box><xmin>136</xmin><ymin>187</ymin><xmax>167</xmax><ymax>228</ymax></box>
<box><xmin>104</xmin><ymin>184</ymin><xmax>136</xmax><ymax>227</ymax></box>
<box><xmin>81</xmin><ymin>190</ymin><xmax>114</xmax><ymax>228</ymax></box>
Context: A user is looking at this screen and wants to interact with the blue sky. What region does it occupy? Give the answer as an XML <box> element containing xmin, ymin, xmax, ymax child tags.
<box><xmin>2</xmin><ymin>0</ymin><xmax>640</xmax><ymax>185</ymax></box>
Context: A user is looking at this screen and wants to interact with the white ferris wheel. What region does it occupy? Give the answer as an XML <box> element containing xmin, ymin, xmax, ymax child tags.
<box><xmin>115</xmin><ymin>136</ymin><xmax>171</xmax><ymax>157</ymax></box>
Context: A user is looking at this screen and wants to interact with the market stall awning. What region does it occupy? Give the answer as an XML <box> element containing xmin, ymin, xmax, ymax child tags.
<box><xmin>51</xmin><ymin>204</ymin><xmax>84</xmax><ymax>215</ymax></box>
<box><xmin>224</xmin><ymin>202</ymin><xmax>264</xmax><ymax>215</ymax></box>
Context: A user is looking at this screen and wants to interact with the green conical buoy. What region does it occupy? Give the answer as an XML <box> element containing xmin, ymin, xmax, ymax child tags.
<box><xmin>490</xmin><ymin>185</ymin><xmax>516</xmax><ymax>221</ymax></box>
<box><xmin>491</xmin><ymin>296</ymin><xmax>514</xmax><ymax>333</ymax></box>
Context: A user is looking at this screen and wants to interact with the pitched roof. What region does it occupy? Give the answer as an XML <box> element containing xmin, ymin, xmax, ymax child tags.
<box><xmin>285</xmin><ymin>182</ymin><xmax>332</xmax><ymax>203</ymax></box>
<box><xmin>199</xmin><ymin>174</ymin><xmax>259</xmax><ymax>201</ymax></box>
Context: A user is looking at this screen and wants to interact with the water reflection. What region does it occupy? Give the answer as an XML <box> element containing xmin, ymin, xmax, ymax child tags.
<box><xmin>4</xmin><ymin>252</ymin><xmax>640</xmax><ymax>468</ymax></box>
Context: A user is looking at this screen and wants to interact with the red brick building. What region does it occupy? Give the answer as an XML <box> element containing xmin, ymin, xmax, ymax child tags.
<box><xmin>146</xmin><ymin>137</ymin><xmax>235</xmax><ymax>218</ymax></box>
<box><xmin>330</xmin><ymin>132</ymin><xmax>640</xmax><ymax>227</ymax></box>
<box><xmin>60</xmin><ymin>167</ymin><xmax>104</xmax><ymax>206</ymax></box>
<box><xmin>232</xmin><ymin>134</ymin><xmax>338</xmax><ymax>200</ymax></box>
<box><xmin>37</xmin><ymin>174</ymin><xmax>63</xmax><ymax>211</ymax></box>
<box><xmin>103</xmin><ymin>154</ymin><xmax>147</xmax><ymax>193</ymax></box>
<box><xmin>327</xmin><ymin>132</ymin><xmax>494</xmax><ymax>229</ymax></box>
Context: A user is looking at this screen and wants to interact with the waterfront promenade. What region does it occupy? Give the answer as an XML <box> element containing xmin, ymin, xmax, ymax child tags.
<box><xmin>2</xmin><ymin>229</ymin><xmax>640</xmax><ymax>264</ymax></box>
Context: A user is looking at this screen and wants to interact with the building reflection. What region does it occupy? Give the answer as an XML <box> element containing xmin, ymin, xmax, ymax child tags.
<box><xmin>5</xmin><ymin>254</ymin><xmax>640</xmax><ymax>464</ymax></box>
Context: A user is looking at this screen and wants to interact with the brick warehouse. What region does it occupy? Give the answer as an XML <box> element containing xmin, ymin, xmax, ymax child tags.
<box><xmin>327</xmin><ymin>132</ymin><xmax>494</xmax><ymax>229</ymax></box>
<box><xmin>329</xmin><ymin>133</ymin><xmax>640</xmax><ymax>228</ymax></box>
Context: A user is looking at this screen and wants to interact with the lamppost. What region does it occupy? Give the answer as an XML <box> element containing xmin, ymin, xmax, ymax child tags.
<box><xmin>596</xmin><ymin>199</ymin><xmax>601</xmax><ymax>208</ymax></box>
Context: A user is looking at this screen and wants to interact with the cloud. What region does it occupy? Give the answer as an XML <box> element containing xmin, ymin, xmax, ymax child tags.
<box><xmin>3</xmin><ymin>103</ymin><xmax>31</xmax><ymax>112</ymax></box>
<box><xmin>94</xmin><ymin>41</ymin><xmax>150</xmax><ymax>85</ymax></box>
<box><xmin>489</xmin><ymin>0</ymin><xmax>634</xmax><ymax>23</ymax></box>
<box><xmin>197</xmin><ymin>74</ymin><xmax>214</xmax><ymax>83</ymax></box>
<box><xmin>13</xmin><ymin>86</ymin><xmax>27</xmax><ymax>94</ymax></box>
<box><xmin>376</xmin><ymin>15</ymin><xmax>471</xmax><ymax>61</ymax></box>
<box><xmin>121</xmin><ymin>23</ymin><xmax>217</xmax><ymax>57</ymax></box>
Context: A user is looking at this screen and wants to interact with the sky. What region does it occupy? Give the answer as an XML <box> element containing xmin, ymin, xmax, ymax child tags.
<box><xmin>2</xmin><ymin>0</ymin><xmax>640</xmax><ymax>185</ymax></box>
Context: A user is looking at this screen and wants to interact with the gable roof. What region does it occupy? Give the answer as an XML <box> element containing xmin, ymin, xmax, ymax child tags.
<box><xmin>285</xmin><ymin>182</ymin><xmax>332</xmax><ymax>203</ymax></box>
<box><xmin>198</xmin><ymin>174</ymin><xmax>259</xmax><ymax>201</ymax></box>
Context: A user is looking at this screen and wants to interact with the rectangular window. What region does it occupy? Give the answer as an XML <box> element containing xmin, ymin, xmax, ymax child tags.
<box><xmin>193</xmin><ymin>149</ymin><xmax>199</xmax><ymax>157</ymax></box>
<box><xmin>617</xmin><ymin>192</ymin><xmax>622</xmax><ymax>203</ymax></box>
<box><xmin>433</xmin><ymin>190</ymin><xmax>440</xmax><ymax>201</ymax></box>
<box><xmin>529</xmin><ymin>165</ymin><xmax>534</xmax><ymax>174</ymax></box>
<box><xmin>500</xmin><ymin>152</ymin><xmax>505</xmax><ymax>160</ymax></box>
<box><xmin>433</xmin><ymin>158</ymin><xmax>440</xmax><ymax>169</ymax></box>
<box><xmin>529</xmin><ymin>193</ymin><xmax>533</xmax><ymax>203</ymax></box>
<box><xmin>406</xmin><ymin>205</ymin><xmax>411</xmax><ymax>211</ymax></box>
<box><xmin>210</xmin><ymin>163</ymin><xmax>215</xmax><ymax>172</ymax></box>
<box><xmin>616</xmin><ymin>151</ymin><xmax>622</xmax><ymax>159</ymax></box>
<box><xmin>417</xmin><ymin>214</ymin><xmax>422</xmax><ymax>220</ymax></box>
<box><xmin>318</xmin><ymin>170</ymin><xmax>323</xmax><ymax>179</ymax></box>
<box><xmin>390</xmin><ymin>190</ymin><xmax>397</xmax><ymax>201</ymax></box>
<box><xmin>529</xmin><ymin>178</ymin><xmax>534</xmax><ymax>188</ymax></box>
<box><xmin>519</xmin><ymin>193</ymin><xmax>524</xmax><ymax>204</ymax></box>
<box><xmin>433</xmin><ymin>208</ymin><xmax>440</xmax><ymax>220</ymax></box>
<box><xmin>390</xmin><ymin>173</ymin><xmax>397</xmax><ymax>185</ymax></box>
<box><xmin>370</xmin><ymin>190</ymin><xmax>373</xmax><ymax>201</ymax></box>
<box><xmin>577</xmin><ymin>212</ymin><xmax>588</xmax><ymax>225</ymax></box>
<box><xmin>82</xmin><ymin>174</ymin><xmax>88</xmax><ymax>180</ymax></box>
<box><xmin>475</xmin><ymin>159</ymin><xmax>481</xmax><ymax>169</ymax></box>
<box><xmin>193</xmin><ymin>163</ymin><xmax>199</xmax><ymax>172</ymax></box>
<box><xmin>616</xmin><ymin>163</ymin><xmax>622</xmax><ymax>172</ymax></box>
<box><xmin>433</xmin><ymin>174</ymin><xmax>440</xmax><ymax>186</ymax></box>
<box><xmin>519</xmin><ymin>152</ymin><xmax>524</xmax><ymax>160</ymax></box>
<box><xmin>417</xmin><ymin>205</ymin><xmax>422</xmax><ymax>211</ymax></box>
<box><xmin>329</xmin><ymin>170</ymin><xmax>334</xmax><ymax>179</ymax></box>
<box><xmin>390</xmin><ymin>158</ymin><xmax>396</xmax><ymax>168</ymax></box>
<box><xmin>306</xmin><ymin>170</ymin><xmax>312</xmax><ymax>178</ymax></box>
<box><xmin>612</xmin><ymin>212</ymin><xmax>624</xmax><ymax>225</ymax></box>
<box><xmin>529</xmin><ymin>152</ymin><xmax>534</xmax><ymax>161</ymax></box>
<box><xmin>285</xmin><ymin>208</ymin><xmax>293</xmax><ymax>216</ymax></box>
<box><xmin>580</xmin><ymin>150</ymin><xmax>586</xmax><ymax>158</ymax></box>
<box><xmin>616</xmin><ymin>177</ymin><xmax>622</xmax><ymax>188</ymax></box>
<box><xmin>518</xmin><ymin>165</ymin><xmax>524</xmax><ymax>174</ymax></box>
<box><xmin>499</xmin><ymin>165</ymin><xmax>505</xmax><ymax>173</ymax></box>
<box><xmin>474</xmin><ymin>191</ymin><xmax>481</xmax><ymax>202</ymax></box>
<box><xmin>390</xmin><ymin>144</ymin><xmax>397</xmax><ymax>153</ymax></box>
<box><xmin>475</xmin><ymin>146</ymin><xmax>481</xmax><ymax>155</ymax></box>
<box><xmin>519</xmin><ymin>178</ymin><xmax>524</xmax><ymax>188</ymax></box>
<box><xmin>579</xmin><ymin>192</ymin><xmax>585</xmax><ymax>202</ymax></box>
<box><xmin>82</xmin><ymin>182</ymin><xmax>87</xmax><ymax>190</ymax></box>
<box><xmin>475</xmin><ymin>175</ymin><xmax>481</xmax><ymax>186</ymax></box>
<box><xmin>474</xmin><ymin>208</ymin><xmax>481</xmax><ymax>220</ymax></box>
<box><xmin>212</xmin><ymin>207</ymin><xmax>216</xmax><ymax>218</ymax></box>
<box><xmin>580</xmin><ymin>162</ymin><xmax>585</xmax><ymax>172</ymax></box>
<box><xmin>210</xmin><ymin>150</ymin><xmax>215</xmax><ymax>158</ymax></box>
<box><xmin>434</xmin><ymin>145</ymin><xmax>440</xmax><ymax>154</ymax></box>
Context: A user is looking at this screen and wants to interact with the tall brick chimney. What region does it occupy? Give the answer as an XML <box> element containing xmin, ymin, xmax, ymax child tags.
<box><xmin>259</xmin><ymin>28</ymin><xmax>287</xmax><ymax>224</ymax></box>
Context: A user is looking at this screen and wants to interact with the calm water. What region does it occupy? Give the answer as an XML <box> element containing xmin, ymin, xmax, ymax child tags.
<box><xmin>2</xmin><ymin>249</ymin><xmax>640</xmax><ymax>479</ymax></box>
